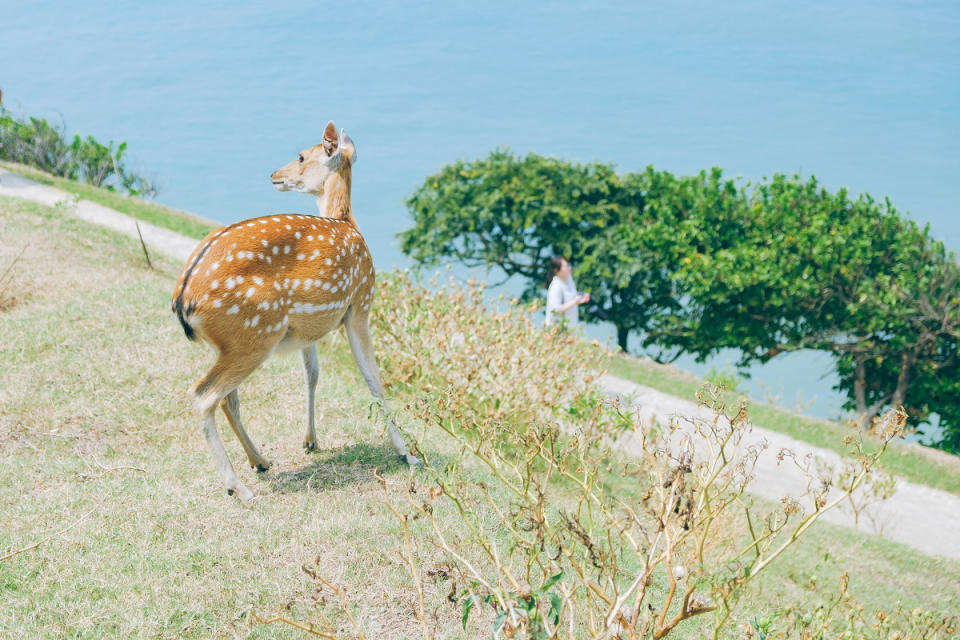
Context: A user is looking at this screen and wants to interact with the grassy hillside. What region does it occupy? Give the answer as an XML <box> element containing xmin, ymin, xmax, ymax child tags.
<box><xmin>1</xmin><ymin>196</ymin><xmax>958</xmax><ymax>638</ymax></box>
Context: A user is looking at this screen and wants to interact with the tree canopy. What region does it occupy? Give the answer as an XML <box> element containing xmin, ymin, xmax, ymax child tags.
<box><xmin>399</xmin><ymin>149</ymin><xmax>959</xmax><ymax>451</ymax></box>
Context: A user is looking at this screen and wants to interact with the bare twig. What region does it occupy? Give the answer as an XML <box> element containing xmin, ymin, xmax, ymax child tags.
<box><xmin>0</xmin><ymin>506</ymin><xmax>97</xmax><ymax>563</ymax></box>
<box><xmin>251</xmin><ymin>610</ymin><xmax>339</xmax><ymax>639</ymax></box>
<box><xmin>77</xmin><ymin>456</ymin><xmax>146</xmax><ymax>481</ymax></box>
<box><xmin>135</xmin><ymin>221</ymin><xmax>152</xmax><ymax>269</ymax></box>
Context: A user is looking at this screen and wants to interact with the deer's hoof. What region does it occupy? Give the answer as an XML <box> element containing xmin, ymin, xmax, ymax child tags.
<box><xmin>401</xmin><ymin>453</ymin><xmax>423</xmax><ymax>467</ymax></box>
<box><xmin>253</xmin><ymin>460</ymin><xmax>272</xmax><ymax>473</ymax></box>
<box><xmin>228</xmin><ymin>485</ymin><xmax>255</xmax><ymax>502</ymax></box>
<box><xmin>303</xmin><ymin>440</ymin><xmax>317</xmax><ymax>453</ymax></box>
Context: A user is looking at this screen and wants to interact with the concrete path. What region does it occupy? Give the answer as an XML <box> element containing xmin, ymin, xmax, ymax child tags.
<box><xmin>0</xmin><ymin>167</ymin><xmax>199</xmax><ymax>262</ymax></box>
<box><xmin>2</xmin><ymin>166</ymin><xmax>959</xmax><ymax>559</ymax></box>
<box><xmin>601</xmin><ymin>374</ymin><xmax>960</xmax><ymax>559</ymax></box>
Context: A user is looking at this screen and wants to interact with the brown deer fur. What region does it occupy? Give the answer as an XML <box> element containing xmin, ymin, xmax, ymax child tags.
<box><xmin>172</xmin><ymin>121</ymin><xmax>418</xmax><ymax>501</ymax></box>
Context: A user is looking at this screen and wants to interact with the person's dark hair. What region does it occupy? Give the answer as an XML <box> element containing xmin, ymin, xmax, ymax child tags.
<box><xmin>545</xmin><ymin>255</ymin><xmax>566</xmax><ymax>288</ymax></box>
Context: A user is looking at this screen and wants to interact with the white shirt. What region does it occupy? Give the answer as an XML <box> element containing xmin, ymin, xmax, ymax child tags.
<box><xmin>545</xmin><ymin>275</ymin><xmax>580</xmax><ymax>327</ymax></box>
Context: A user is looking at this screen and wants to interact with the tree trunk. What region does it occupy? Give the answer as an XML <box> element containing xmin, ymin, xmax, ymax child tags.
<box><xmin>617</xmin><ymin>325</ymin><xmax>630</xmax><ymax>353</ymax></box>
<box><xmin>854</xmin><ymin>355</ymin><xmax>873</xmax><ymax>430</ymax></box>
<box><xmin>891</xmin><ymin>350</ymin><xmax>917</xmax><ymax>409</ymax></box>
<box><xmin>856</xmin><ymin>349</ymin><xmax>917</xmax><ymax>431</ymax></box>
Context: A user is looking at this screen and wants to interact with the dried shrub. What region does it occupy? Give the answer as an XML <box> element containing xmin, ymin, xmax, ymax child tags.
<box><xmin>260</xmin><ymin>275</ymin><xmax>943</xmax><ymax>639</ymax></box>
<box><xmin>371</xmin><ymin>271</ymin><xmax>607</xmax><ymax>427</ymax></box>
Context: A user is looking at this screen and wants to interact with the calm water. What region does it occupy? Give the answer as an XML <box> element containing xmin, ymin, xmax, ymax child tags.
<box><xmin>2</xmin><ymin>1</ymin><xmax>958</xmax><ymax>431</ymax></box>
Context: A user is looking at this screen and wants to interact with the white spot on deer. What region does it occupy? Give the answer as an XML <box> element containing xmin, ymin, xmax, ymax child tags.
<box><xmin>227</xmin><ymin>304</ymin><xmax>239</xmax><ymax>315</ymax></box>
<box><xmin>286</xmin><ymin>216</ymin><xmax>294</xmax><ymax>220</ymax></box>
<box><xmin>256</xmin><ymin>301</ymin><xmax>269</xmax><ymax>310</ymax></box>
<box><xmin>260</xmin><ymin>220</ymin><xmax>268</xmax><ymax>225</ymax></box>
<box><xmin>211</xmin><ymin>261</ymin><xmax>220</xmax><ymax>271</ymax></box>
<box><xmin>307</xmin><ymin>235</ymin><xmax>313</xmax><ymax>241</ymax></box>
<box><xmin>295</xmin><ymin>231</ymin><xmax>301</xmax><ymax>239</ymax></box>
<box><xmin>261</xmin><ymin>239</ymin><xmax>268</xmax><ymax>247</ymax></box>
<box><xmin>291</xmin><ymin>279</ymin><xmax>300</xmax><ymax>291</ymax></box>
<box><xmin>331</xmin><ymin>286</ymin><xmax>339</xmax><ymax>293</ymax></box>
<box><xmin>250</xmin><ymin>315</ymin><xmax>260</xmax><ymax>327</ymax></box>
<box><xmin>243</xmin><ymin>318</ymin><xmax>250</xmax><ymax>328</ymax></box>
<box><xmin>210</xmin><ymin>280</ymin><xmax>219</xmax><ymax>290</ymax></box>
<box><xmin>322</xmin><ymin>282</ymin><xmax>330</xmax><ymax>290</ymax></box>
<box><xmin>226</xmin><ymin>254</ymin><xmax>234</xmax><ymax>262</ymax></box>
<box><xmin>272</xmin><ymin>217</ymin><xmax>281</xmax><ymax>222</ymax></box>
<box><xmin>283</xmin><ymin>246</ymin><xmax>291</xmax><ymax>254</ymax></box>
<box><xmin>325</xmin><ymin>258</ymin><xmax>332</xmax><ymax>266</ymax></box>
<box><xmin>258</xmin><ymin>252</ymin><xmax>265</xmax><ymax>259</ymax></box>
<box><xmin>296</xmin><ymin>253</ymin><xmax>304</xmax><ymax>260</ymax></box>
<box><xmin>225</xmin><ymin>277</ymin><xmax>236</xmax><ymax>290</ymax></box>
<box><xmin>245</xmin><ymin>287</ymin><xmax>256</xmax><ymax>298</ymax></box>
<box><xmin>212</xmin><ymin>299</ymin><xmax>222</xmax><ymax>308</ymax></box>
<box><xmin>285</xmin><ymin>224</ymin><xmax>292</xmax><ymax>230</ymax></box>
<box><xmin>236</xmin><ymin>276</ymin><xmax>244</xmax><ymax>284</ymax></box>
<box><xmin>329</xmin><ymin>238</ymin><xmax>334</xmax><ymax>245</ymax></box>
<box><xmin>252</xmin><ymin>276</ymin><xmax>264</xmax><ymax>286</ymax></box>
<box><xmin>304</xmin><ymin>278</ymin><xmax>313</xmax><ymax>290</ymax></box>
<box><xmin>272</xmin><ymin>246</ymin><xmax>279</xmax><ymax>255</ymax></box>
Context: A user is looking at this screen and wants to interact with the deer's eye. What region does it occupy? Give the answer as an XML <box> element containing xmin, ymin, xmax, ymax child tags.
<box><xmin>298</xmin><ymin>154</ymin><xmax>304</xmax><ymax>163</ymax></box>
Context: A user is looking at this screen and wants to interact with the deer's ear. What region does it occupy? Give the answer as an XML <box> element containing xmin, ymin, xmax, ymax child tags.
<box><xmin>340</xmin><ymin>129</ymin><xmax>357</xmax><ymax>165</ymax></box>
<box><xmin>321</xmin><ymin>121</ymin><xmax>340</xmax><ymax>157</ymax></box>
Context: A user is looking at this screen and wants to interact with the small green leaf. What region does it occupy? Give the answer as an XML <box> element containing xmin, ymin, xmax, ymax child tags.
<box><xmin>461</xmin><ymin>596</ymin><xmax>475</xmax><ymax>629</ymax></box>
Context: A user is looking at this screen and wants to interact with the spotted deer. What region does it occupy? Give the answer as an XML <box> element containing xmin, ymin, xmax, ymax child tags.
<box><xmin>172</xmin><ymin>121</ymin><xmax>419</xmax><ymax>501</ymax></box>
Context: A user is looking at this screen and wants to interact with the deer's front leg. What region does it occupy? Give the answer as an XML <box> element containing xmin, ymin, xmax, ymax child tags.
<box><xmin>301</xmin><ymin>345</ymin><xmax>319</xmax><ymax>452</ymax></box>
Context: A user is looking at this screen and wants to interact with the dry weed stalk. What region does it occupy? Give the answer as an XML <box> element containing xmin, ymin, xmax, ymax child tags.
<box><xmin>252</xmin><ymin>564</ymin><xmax>369</xmax><ymax>639</ymax></box>
<box><xmin>0</xmin><ymin>243</ymin><xmax>27</xmax><ymax>311</ymax></box>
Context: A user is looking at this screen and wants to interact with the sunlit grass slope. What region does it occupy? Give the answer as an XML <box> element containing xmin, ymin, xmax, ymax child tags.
<box><xmin>0</xmin><ymin>196</ymin><xmax>957</xmax><ymax>638</ymax></box>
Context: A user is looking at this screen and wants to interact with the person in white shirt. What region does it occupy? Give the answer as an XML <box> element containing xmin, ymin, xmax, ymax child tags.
<box><xmin>544</xmin><ymin>256</ymin><xmax>590</xmax><ymax>327</ymax></box>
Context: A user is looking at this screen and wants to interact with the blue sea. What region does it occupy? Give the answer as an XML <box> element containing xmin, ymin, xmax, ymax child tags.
<box><xmin>2</xmin><ymin>1</ymin><xmax>958</xmax><ymax>432</ymax></box>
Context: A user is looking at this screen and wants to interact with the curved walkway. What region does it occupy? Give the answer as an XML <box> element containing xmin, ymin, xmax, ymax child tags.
<box><xmin>3</xmin><ymin>166</ymin><xmax>959</xmax><ymax>559</ymax></box>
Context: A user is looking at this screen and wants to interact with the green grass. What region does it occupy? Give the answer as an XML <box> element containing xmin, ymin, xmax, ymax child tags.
<box><xmin>0</xmin><ymin>160</ymin><xmax>219</xmax><ymax>240</ymax></box>
<box><xmin>609</xmin><ymin>355</ymin><xmax>960</xmax><ymax>497</ymax></box>
<box><xmin>1</xmin><ymin>196</ymin><xmax>957</xmax><ymax>638</ymax></box>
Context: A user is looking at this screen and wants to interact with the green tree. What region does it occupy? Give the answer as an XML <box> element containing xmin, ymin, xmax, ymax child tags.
<box><xmin>400</xmin><ymin>152</ymin><xmax>959</xmax><ymax>447</ymax></box>
<box><xmin>651</xmin><ymin>174</ymin><xmax>959</xmax><ymax>434</ymax></box>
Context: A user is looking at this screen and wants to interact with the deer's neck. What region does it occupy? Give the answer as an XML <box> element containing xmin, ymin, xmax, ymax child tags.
<box><xmin>315</xmin><ymin>171</ymin><xmax>355</xmax><ymax>225</ymax></box>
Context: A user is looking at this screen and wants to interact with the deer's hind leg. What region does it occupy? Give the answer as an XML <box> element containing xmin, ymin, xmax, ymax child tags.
<box><xmin>343</xmin><ymin>308</ymin><xmax>420</xmax><ymax>466</ymax></box>
<box><xmin>192</xmin><ymin>350</ymin><xmax>270</xmax><ymax>501</ymax></box>
<box><xmin>221</xmin><ymin>390</ymin><xmax>271</xmax><ymax>471</ymax></box>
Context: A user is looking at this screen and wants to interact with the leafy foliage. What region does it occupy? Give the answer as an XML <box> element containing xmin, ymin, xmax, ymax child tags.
<box><xmin>0</xmin><ymin>105</ymin><xmax>155</xmax><ymax>197</ymax></box>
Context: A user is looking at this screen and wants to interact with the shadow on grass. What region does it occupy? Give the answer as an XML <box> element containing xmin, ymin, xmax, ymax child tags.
<box><xmin>265</xmin><ymin>442</ymin><xmax>412</xmax><ymax>494</ymax></box>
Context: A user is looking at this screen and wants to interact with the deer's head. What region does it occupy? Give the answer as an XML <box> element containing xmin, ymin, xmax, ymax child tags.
<box><xmin>270</xmin><ymin>121</ymin><xmax>357</xmax><ymax>196</ymax></box>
